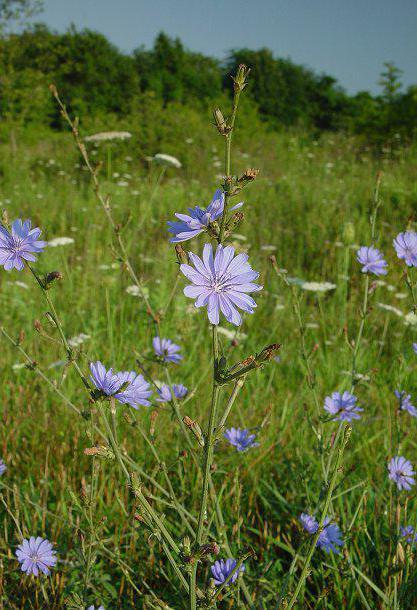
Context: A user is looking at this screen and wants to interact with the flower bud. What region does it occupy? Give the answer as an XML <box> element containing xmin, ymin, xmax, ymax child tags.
<box><xmin>233</xmin><ymin>64</ymin><xmax>250</xmax><ymax>92</ymax></box>
<box><xmin>213</xmin><ymin>108</ymin><xmax>231</xmax><ymax>136</ymax></box>
<box><xmin>183</xmin><ymin>416</ymin><xmax>205</xmax><ymax>447</ymax></box>
<box><xmin>175</xmin><ymin>244</ymin><xmax>188</xmax><ymax>265</ymax></box>
<box><xmin>238</xmin><ymin>168</ymin><xmax>260</xmax><ymax>183</ymax></box>
<box><xmin>45</xmin><ymin>270</ymin><xmax>63</xmax><ymax>289</ymax></box>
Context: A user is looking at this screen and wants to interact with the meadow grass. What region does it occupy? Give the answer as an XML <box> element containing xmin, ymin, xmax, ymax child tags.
<box><xmin>0</xmin><ymin>117</ymin><xmax>417</xmax><ymax>608</ymax></box>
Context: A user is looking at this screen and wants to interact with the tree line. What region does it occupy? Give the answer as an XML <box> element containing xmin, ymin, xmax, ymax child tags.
<box><xmin>0</xmin><ymin>25</ymin><xmax>416</xmax><ymax>146</ymax></box>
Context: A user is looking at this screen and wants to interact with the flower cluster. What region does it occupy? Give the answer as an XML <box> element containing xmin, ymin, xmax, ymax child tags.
<box><xmin>156</xmin><ymin>383</ymin><xmax>188</xmax><ymax>403</ymax></box>
<box><xmin>90</xmin><ymin>361</ymin><xmax>152</xmax><ymax>408</ymax></box>
<box><xmin>299</xmin><ymin>513</ymin><xmax>343</xmax><ymax>554</ymax></box>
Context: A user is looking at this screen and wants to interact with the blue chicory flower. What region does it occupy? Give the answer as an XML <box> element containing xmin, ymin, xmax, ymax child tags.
<box><xmin>388</xmin><ymin>456</ymin><xmax>416</xmax><ymax>491</ymax></box>
<box><xmin>180</xmin><ymin>243</ymin><xmax>262</xmax><ymax>326</ymax></box>
<box><xmin>210</xmin><ymin>558</ymin><xmax>245</xmax><ymax>586</ymax></box>
<box><xmin>156</xmin><ymin>383</ymin><xmax>188</xmax><ymax>402</ymax></box>
<box><xmin>393</xmin><ymin>232</ymin><xmax>417</xmax><ymax>267</ymax></box>
<box><xmin>400</xmin><ymin>525</ymin><xmax>417</xmax><ymax>544</ymax></box>
<box><xmin>324</xmin><ymin>391</ymin><xmax>363</xmax><ymax>422</ymax></box>
<box><xmin>224</xmin><ymin>428</ymin><xmax>259</xmax><ymax>452</ymax></box>
<box><xmin>153</xmin><ymin>337</ymin><xmax>183</xmax><ymax>364</ymax></box>
<box><xmin>299</xmin><ymin>513</ymin><xmax>343</xmax><ymax>554</ymax></box>
<box><xmin>16</xmin><ymin>536</ymin><xmax>57</xmax><ymax>576</ymax></box>
<box><xmin>0</xmin><ymin>219</ymin><xmax>46</xmax><ymax>271</ymax></box>
<box><xmin>0</xmin><ymin>459</ymin><xmax>6</xmax><ymax>476</ymax></box>
<box><xmin>167</xmin><ymin>189</ymin><xmax>243</xmax><ymax>243</ymax></box>
<box><xmin>356</xmin><ymin>246</ymin><xmax>388</xmax><ymax>276</ymax></box>
<box><xmin>395</xmin><ymin>390</ymin><xmax>417</xmax><ymax>418</ymax></box>
<box><xmin>89</xmin><ymin>362</ymin><xmax>152</xmax><ymax>408</ymax></box>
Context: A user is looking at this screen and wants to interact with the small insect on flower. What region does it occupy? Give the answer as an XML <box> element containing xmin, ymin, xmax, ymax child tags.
<box><xmin>395</xmin><ymin>390</ymin><xmax>417</xmax><ymax>418</ymax></box>
<box><xmin>0</xmin><ymin>459</ymin><xmax>6</xmax><ymax>475</ymax></box>
<box><xmin>180</xmin><ymin>243</ymin><xmax>262</xmax><ymax>326</ymax></box>
<box><xmin>16</xmin><ymin>536</ymin><xmax>57</xmax><ymax>576</ymax></box>
<box><xmin>388</xmin><ymin>456</ymin><xmax>416</xmax><ymax>491</ymax></box>
<box><xmin>210</xmin><ymin>558</ymin><xmax>245</xmax><ymax>586</ymax></box>
<box><xmin>156</xmin><ymin>383</ymin><xmax>188</xmax><ymax>403</ymax></box>
<box><xmin>299</xmin><ymin>513</ymin><xmax>343</xmax><ymax>554</ymax></box>
<box><xmin>224</xmin><ymin>428</ymin><xmax>259</xmax><ymax>452</ymax></box>
<box><xmin>356</xmin><ymin>246</ymin><xmax>388</xmax><ymax>276</ymax></box>
<box><xmin>0</xmin><ymin>219</ymin><xmax>46</xmax><ymax>271</ymax></box>
<box><xmin>153</xmin><ymin>337</ymin><xmax>183</xmax><ymax>364</ymax></box>
<box><xmin>400</xmin><ymin>525</ymin><xmax>417</xmax><ymax>544</ymax></box>
<box><xmin>167</xmin><ymin>189</ymin><xmax>243</xmax><ymax>243</ymax></box>
<box><xmin>393</xmin><ymin>232</ymin><xmax>417</xmax><ymax>267</ymax></box>
<box><xmin>324</xmin><ymin>391</ymin><xmax>363</xmax><ymax>422</ymax></box>
<box><xmin>89</xmin><ymin>362</ymin><xmax>152</xmax><ymax>408</ymax></box>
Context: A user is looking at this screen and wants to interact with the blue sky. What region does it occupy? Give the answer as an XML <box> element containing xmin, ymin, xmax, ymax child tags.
<box><xmin>40</xmin><ymin>0</ymin><xmax>416</xmax><ymax>94</ymax></box>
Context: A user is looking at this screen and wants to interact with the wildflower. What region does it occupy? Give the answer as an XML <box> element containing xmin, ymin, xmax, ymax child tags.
<box><xmin>405</xmin><ymin>312</ymin><xmax>417</xmax><ymax>326</ymax></box>
<box><xmin>299</xmin><ymin>513</ymin><xmax>318</xmax><ymax>534</ymax></box>
<box><xmin>153</xmin><ymin>337</ymin><xmax>183</xmax><ymax>364</ymax></box>
<box><xmin>300</xmin><ymin>281</ymin><xmax>336</xmax><ymax>292</ymax></box>
<box><xmin>84</xmin><ymin>131</ymin><xmax>132</xmax><ymax>142</ymax></box>
<box><xmin>395</xmin><ymin>390</ymin><xmax>417</xmax><ymax>417</ymax></box>
<box><xmin>356</xmin><ymin>246</ymin><xmax>388</xmax><ymax>276</ymax></box>
<box><xmin>400</xmin><ymin>525</ymin><xmax>417</xmax><ymax>544</ymax></box>
<box><xmin>324</xmin><ymin>391</ymin><xmax>363</xmax><ymax>422</ymax></box>
<box><xmin>68</xmin><ymin>333</ymin><xmax>91</xmax><ymax>348</ymax></box>
<box><xmin>299</xmin><ymin>513</ymin><xmax>343</xmax><ymax>554</ymax></box>
<box><xmin>0</xmin><ymin>459</ymin><xmax>6</xmax><ymax>475</ymax></box>
<box><xmin>16</xmin><ymin>537</ymin><xmax>57</xmax><ymax>576</ymax></box>
<box><xmin>88</xmin><ymin>606</ymin><xmax>105</xmax><ymax>610</ymax></box>
<box><xmin>210</xmin><ymin>558</ymin><xmax>245</xmax><ymax>586</ymax></box>
<box><xmin>0</xmin><ymin>219</ymin><xmax>46</xmax><ymax>271</ymax></box>
<box><xmin>153</xmin><ymin>153</ymin><xmax>182</xmax><ymax>168</ymax></box>
<box><xmin>224</xmin><ymin>428</ymin><xmax>259</xmax><ymax>452</ymax></box>
<box><xmin>414</xmin><ymin>343</ymin><xmax>417</xmax><ymax>354</ymax></box>
<box><xmin>388</xmin><ymin>456</ymin><xmax>415</xmax><ymax>491</ymax></box>
<box><xmin>180</xmin><ymin>243</ymin><xmax>262</xmax><ymax>326</ymax></box>
<box><xmin>47</xmin><ymin>237</ymin><xmax>74</xmax><ymax>247</ymax></box>
<box><xmin>217</xmin><ymin>326</ymin><xmax>248</xmax><ymax>341</ymax></box>
<box><xmin>377</xmin><ymin>303</ymin><xmax>404</xmax><ymax>317</ymax></box>
<box><xmin>167</xmin><ymin>189</ymin><xmax>243</xmax><ymax>243</ymax></box>
<box><xmin>156</xmin><ymin>383</ymin><xmax>188</xmax><ymax>403</ymax></box>
<box><xmin>394</xmin><ymin>232</ymin><xmax>417</xmax><ymax>267</ymax></box>
<box><xmin>114</xmin><ymin>371</ymin><xmax>152</xmax><ymax>408</ymax></box>
<box><xmin>89</xmin><ymin>362</ymin><xmax>152</xmax><ymax>408</ymax></box>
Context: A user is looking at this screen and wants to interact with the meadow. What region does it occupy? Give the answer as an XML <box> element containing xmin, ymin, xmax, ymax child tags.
<box><xmin>0</xmin><ymin>84</ymin><xmax>417</xmax><ymax>609</ymax></box>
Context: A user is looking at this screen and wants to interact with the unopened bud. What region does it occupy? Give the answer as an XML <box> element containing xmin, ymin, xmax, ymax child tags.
<box><xmin>175</xmin><ymin>244</ymin><xmax>188</xmax><ymax>265</ymax></box>
<box><xmin>183</xmin><ymin>416</ymin><xmax>205</xmax><ymax>447</ymax></box>
<box><xmin>226</xmin><ymin>211</ymin><xmax>244</xmax><ymax>234</ymax></box>
<box><xmin>34</xmin><ymin>320</ymin><xmax>42</xmax><ymax>333</ymax></box>
<box><xmin>45</xmin><ymin>270</ymin><xmax>63</xmax><ymax>289</ymax></box>
<box><xmin>213</xmin><ymin>108</ymin><xmax>231</xmax><ymax>136</ymax></box>
<box><xmin>256</xmin><ymin>343</ymin><xmax>281</xmax><ymax>364</ymax></box>
<box><xmin>238</xmin><ymin>168</ymin><xmax>260</xmax><ymax>183</ymax></box>
<box><xmin>1</xmin><ymin>209</ymin><xmax>9</xmax><ymax>227</ymax></box>
<box><xmin>233</xmin><ymin>64</ymin><xmax>250</xmax><ymax>92</ymax></box>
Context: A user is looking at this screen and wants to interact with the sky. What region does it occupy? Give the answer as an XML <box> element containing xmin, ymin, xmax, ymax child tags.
<box><xmin>39</xmin><ymin>0</ymin><xmax>417</xmax><ymax>94</ymax></box>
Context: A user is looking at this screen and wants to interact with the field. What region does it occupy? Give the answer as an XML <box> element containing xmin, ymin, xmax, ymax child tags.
<box><xmin>1</xmin><ymin>103</ymin><xmax>417</xmax><ymax>609</ymax></box>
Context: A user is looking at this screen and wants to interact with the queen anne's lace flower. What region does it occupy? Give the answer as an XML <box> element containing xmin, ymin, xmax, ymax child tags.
<box><xmin>16</xmin><ymin>536</ymin><xmax>57</xmax><ymax>576</ymax></box>
<box><xmin>180</xmin><ymin>243</ymin><xmax>262</xmax><ymax>326</ymax></box>
<box><xmin>0</xmin><ymin>219</ymin><xmax>46</xmax><ymax>271</ymax></box>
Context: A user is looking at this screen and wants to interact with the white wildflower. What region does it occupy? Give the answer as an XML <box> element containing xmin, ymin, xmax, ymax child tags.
<box><xmin>405</xmin><ymin>312</ymin><xmax>417</xmax><ymax>326</ymax></box>
<box><xmin>152</xmin><ymin>153</ymin><xmax>182</xmax><ymax>169</ymax></box>
<box><xmin>84</xmin><ymin>131</ymin><xmax>132</xmax><ymax>143</ymax></box>
<box><xmin>301</xmin><ymin>281</ymin><xmax>336</xmax><ymax>292</ymax></box>
<box><xmin>217</xmin><ymin>327</ymin><xmax>248</xmax><ymax>341</ymax></box>
<box><xmin>377</xmin><ymin>303</ymin><xmax>404</xmax><ymax>317</ymax></box>
<box><xmin>48</xmin><ymin>237</ymin><xmax>75</xmax><ymax>247</ymax></box>
<box><xmin>68</xmin><ymin>333</ymin><xmax>91</xmax><ymax>348</ymax></box>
